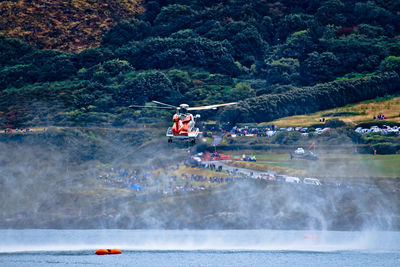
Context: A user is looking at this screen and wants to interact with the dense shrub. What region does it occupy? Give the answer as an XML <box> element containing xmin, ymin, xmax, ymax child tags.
<box><xmin>2</xmin><ymin>0</ymin><xmax>400</xmax><ymax>127</ymax></box>
<box><xmin>221</xmin><ymin>72</ymin><xmax>400</xmax><ymax>123</ymax></box>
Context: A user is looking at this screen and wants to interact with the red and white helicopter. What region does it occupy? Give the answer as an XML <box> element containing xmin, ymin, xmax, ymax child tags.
<box><xmin>129</xmin><ymin>101</ymin><xmax>237</xmax><ymax>143</ymax></box>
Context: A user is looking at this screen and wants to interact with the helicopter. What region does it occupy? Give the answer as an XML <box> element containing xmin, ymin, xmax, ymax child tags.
<box><xmin>129</xmin><ymin>101</ymin><xmax>237</xmax><ymax>143</ymax></box>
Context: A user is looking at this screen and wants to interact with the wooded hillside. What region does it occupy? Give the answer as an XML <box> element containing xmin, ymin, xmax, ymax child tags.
<box><xmin>1</xmin><ymin>0</ymin><xmax>400</xmax><ymax>127</ymax></box>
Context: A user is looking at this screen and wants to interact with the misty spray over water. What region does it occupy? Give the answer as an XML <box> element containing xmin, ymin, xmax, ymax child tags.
<box><xmin>0</xmin><ymin>129</ymin><xmax>399</xmax><ymax>252</ymax></box>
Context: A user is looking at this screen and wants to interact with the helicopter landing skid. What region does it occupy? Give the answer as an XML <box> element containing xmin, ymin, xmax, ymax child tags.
<box><xmin>166</xmin><ymin>127</ymin><xmax>200</xmax><ymax>141</ymax></box>
<box><xmin>167</xmin><ymin>137</ymin><xmax>196</xmax><ymax>144</ymax></box>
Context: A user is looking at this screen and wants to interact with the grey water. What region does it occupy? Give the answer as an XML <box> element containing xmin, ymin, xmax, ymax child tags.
<box><xmin>0</xmin><ymin>230</ymin><xmax>399</xmax><ymax>266</ymax></box>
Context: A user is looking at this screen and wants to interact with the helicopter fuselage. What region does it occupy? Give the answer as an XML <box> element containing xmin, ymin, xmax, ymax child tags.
<box><xmin>129</xmin><ymin>101</ymin><xmax>236</xmax><ymax>143</ymax></box>
<box><xmin>166</xmin><ymin>112</ymin><xmax>199</xmax><ymax>141</ymax></box>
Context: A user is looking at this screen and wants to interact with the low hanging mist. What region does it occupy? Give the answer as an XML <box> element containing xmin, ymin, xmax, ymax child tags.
<box><xmin>0</xmin><ymin>127</ymin><xmax>399</xmax><ymax>231</ymax></box>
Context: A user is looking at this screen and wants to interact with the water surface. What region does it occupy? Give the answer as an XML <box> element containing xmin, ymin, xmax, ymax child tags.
<box><xmin>0</xmin><ymin>230</ymin><xmax>399</xmax><ymax>266</ymax></box>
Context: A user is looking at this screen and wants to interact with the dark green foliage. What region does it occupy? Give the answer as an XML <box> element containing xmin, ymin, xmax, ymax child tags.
<box><xmin>28</xmin><ymin>51</ymin><xmax>77</xmax><ymax>82</ymax></box>
<box><xmin>0</xmin><ymin>36</ymin><xmax>34</xmax><ymax>67</ymax></box>
<box><xmin>263</xmin><ymin>58</ymin><xmax>301</xmax><ymax>86</ymax></box>
<box><xmin>102</xmin><ymin>19</ymin><xmax>151</xmax><ymax>47</ymax></box>
<box><xmin>0</xmin><ymin>49</ymin><xmax>77</xmax><ymax>89</ymax></box>
<box><xmin>358</xmin><ymin>24</ymin><xmax>385</xmax><ymax>38</ymax></box>
<box><xmin>154</xmin><ymin>4</ymin><xmax>197</xmax><ymax>26</ymax></box>
<box><xmin>315</xmin><ymin>0</ymin><xmax>346</xmax><ymax>26</ymax></box>
<box><xmin>2</xmin><ymin>0</ymin><xmax>400</xmax><ymax>128</ymax></box>
<box><xmin>320</xmin><ymin>34</ymin><xmax>388</xmax><ymax>75</ymax></box>
<box><xmin>229</xmin><ymin>83</ymin><xmax>255</xmax><ymax>102</ymax></box>
<box><xmin>275</xmin><ymin>14</ymin><xmax>313</xmax><ymax>42</ymax></box>
<box><xmin>277</xmin><ymin>30</ymin><xmax>316</xmax><ymax>60</ymax></box>
<box><xmin>203</xmin><ymin>21</ymin><xmax>266</xmax><ymax>62</ymax></box>
<box><xmin>370</xmin><ymin>143</ymin><xmax>399</xmax><ymax>155</ymax></box>
<box><xmin>78</xmin><ymin>48</ymin><xmax>109</xmax><ymax>69</ymax></box>
<box><xmin>379</xmin><ymin>56</ymin><xmax>400</xmax><ymax>74</ymax></box>
<box><xmin>0</xmin><ymin>64</ymin><xmax>33</xmax><ymax>89</ymax></box>
<box><xmin>102</xmin><ymin>59</ymin><xmax>134</xmax><ymax>77</ymax></box>
<box><xmin>115</xmin><ymin>71</ymin><xmax>178</xmax><ymax>106</ymax></box>
<box><xmin>115</xmin><ymin>36</ymin><xmax>239</xmax><ymax>74</ymax></box>
<box><xmin>324</xmin><ymin>118</ymin><xmax>346</xmax><ymax>128</ymax></box>
<box><xmin>354</xmin><ymin>1</ymin><xmax>399</xmax><ymax>32</ymax></box>
<box><xmin>301</xmin><ymin>52</ymin><xmax>340</xmax><ymax>84</ymax></box>
<box><xmin>221</xmin><ymin>72</ymin><xmax>400</xmax><ymax>123</ymax></box>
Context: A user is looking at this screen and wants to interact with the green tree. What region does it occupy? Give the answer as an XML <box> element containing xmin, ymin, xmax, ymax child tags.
<box><xmin>153</xmin><ymin>4</ymin><xmax>198</xmax><ymax>36</ymax></box>
<box><xmin>37</xmin><ymin>53</ymin><xmax>77</xmax><ymax>82</ymax></box>
<box><xmin>78</xmin><ymin>48</ymin><xmax>110</xmax><ymax>68</ymax></box>
<box><xmin>0</xmin><ymin>36</ymin><xmax>34</xmax><ymax>67</ymax></box>
<box><xmin>230</xmin><ymin>83</ymin><xmax>255</xmax><ymax>101</ymax></box>
<box><xmin>277</xmin><ymin>30</ymin><xmax>315</xmax><ymax>60</ymax></box>
<box><xmin>222</xmin><ymin>72</ymin><xmax>400</xmax><ymax>123</ymax></box>
<box><xmin>115</xmin><ymin>71</ymin><xmax>178</xmax><ymax>106</ymax></box>
<box><xmin>257</xmin><ymin>16</ymin><xmax>274</xmax><ymax>43</ymax></box>
<box><xmin>354</xmin><ymin>1</ymin><xmax>398</xmax><ymax>32</ymax></box>
<box><xmin>102</xmin><ymin>19</ymin><xmax>151</xmax><ymax>47</ymax></box>
<box><xmin>102</xmin><ymin>59</ymin><xmax>134</xmax><ymax>77</ymax></box>
<box><xmin>0</xmin><ymin>64</ymin><xmax>33</xmax><ymax>89</ymax></box>
<box><xmin>315</xmin><ymin>0</ymin><xmax>346</xmax><ymax>25</ymax></box>
<box><xmin>264</xmin><ymin>58</ymin><xmax>300</xmax><ymax>85</ymax></box>
<box><xmin>167</xmin><ymin>69</ymin><xmax>191</xmax><ymax>95</ymax></box>
<box><xmin>275</xmin><ymin>13</ymin><xmax>313</xmax><ymax>42</ymax></box>
<box><xmin>379</xmin><ymin>56</ymin><xmax>400</xmax><ymax>73</ymax></box>
<box><xmin>301</xmin><ymin>52</ymin><xmax>340</xmax><ymax>84</ymax></box>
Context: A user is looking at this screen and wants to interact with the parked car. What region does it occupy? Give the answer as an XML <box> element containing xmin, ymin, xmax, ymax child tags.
<box><xmin>275</xmin><ymin>175</ymin><xmax>287</xmax><ymax>182</ymax></box>
<box><xmin>266</xmin><ymin>130</ymin><xmax>275</xmax><ymax>137</ymax></box>
<box><xmin>285</xmin><ymin>176</ymin><xmax>301</xmax><ymax>183</ymax></box>
<box><xmin>242</xmin><ymin>155</ymin><xmax>256</xmax><ymax>162</ymax></box>
<box><xmin>303</xmin><ymin>178</ymin><xmax>321</xmax><ymax>186</ymax></box>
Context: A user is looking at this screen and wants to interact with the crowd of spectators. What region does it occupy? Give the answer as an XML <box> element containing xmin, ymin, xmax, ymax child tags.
<box><xmin>97</xmin><ymin>167</ymin><xmax>148</xmax><ymax>191</ymax></box>
<box><xmin>176</xmin><ymin>172</ymin><xmax>234</xmax><ymax>185</ymax></box>
<box><xmin>373</xmin><ymin>114</ymin><xmax>386</xmax><ymax>120</ymax></box>
<box><xmin>3</xmin><ymin>128</ymin><xmax>30</xmax><ymax>133</ymax></box>
<box><xmin>97</xmin><ymin>166</ymin><xmax>235</xmax><ymax>195</ymax></box>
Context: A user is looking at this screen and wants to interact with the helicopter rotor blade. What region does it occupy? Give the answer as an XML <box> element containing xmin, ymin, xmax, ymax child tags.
<box><xmin>152</xmin><ymin>101</ymin><xmax>178</xmax><ymax>108</ymax></box>
<box><xmin>129</xmin><ymin>105</ymin><xmax>176</xmax><ymax>110</ymax></box>
<box><xmin>187</xmin><ymin>102</ymin><xmax>238</xmax><ymax>111</ymax></box>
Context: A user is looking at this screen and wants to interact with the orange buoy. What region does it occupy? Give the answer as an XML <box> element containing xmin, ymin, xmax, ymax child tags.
<box><xmin>95</xmin><ymin>248</ymin><xmax>122</xmax><ymax>255</ymax></box>
<box><xmin>96</xmin><ymin>249</ymin><xmax>109</xmax><ymax>255</ymax></box>
<box><xmin>110</xmin><ymin>249</ymin><xmax>122</xmax><ymax>254</ymax></box>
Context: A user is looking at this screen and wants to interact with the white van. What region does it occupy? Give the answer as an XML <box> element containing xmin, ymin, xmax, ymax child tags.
<box><xmin>285</xmin><ymin>176</ymin><xmax>301</xmax><ymax>183</ymax></box>
<box><xmin>303</xmin><ymin>178</ymin><xmax>321</xmax><ymax>186</ymax></box>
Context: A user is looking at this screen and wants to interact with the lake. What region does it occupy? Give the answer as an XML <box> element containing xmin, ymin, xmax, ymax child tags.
<box><xmin>0</xmin><ymin>230</ymin><xmax>399</xmax><ymax>266</ymax></box>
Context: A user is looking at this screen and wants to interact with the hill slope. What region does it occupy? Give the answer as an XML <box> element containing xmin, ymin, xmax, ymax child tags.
<box><xmin>1</xmin><ymin>1</ymin><xmax>400</xmax><ymax>128</ymax></box>
<box><xmin>0</xmin><ymin>0</ymin><xmax>143</xmax><ymax>51</ymax></box>
<box><xmin>269</xmin><ymin>95</ymin><xmax>400</xmax><ymax>127</ymax></box>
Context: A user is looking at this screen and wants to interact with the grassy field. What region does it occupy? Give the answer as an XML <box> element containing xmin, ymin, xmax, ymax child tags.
<box><xmin>266</xmin><ymin>95</ymin><xmax>400</xmax><ymax>127</ymax></box>
<box><xmin>225</xmin><ymin>151</ymin><xmax>400</xmax><ymax>178</ymax></box>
